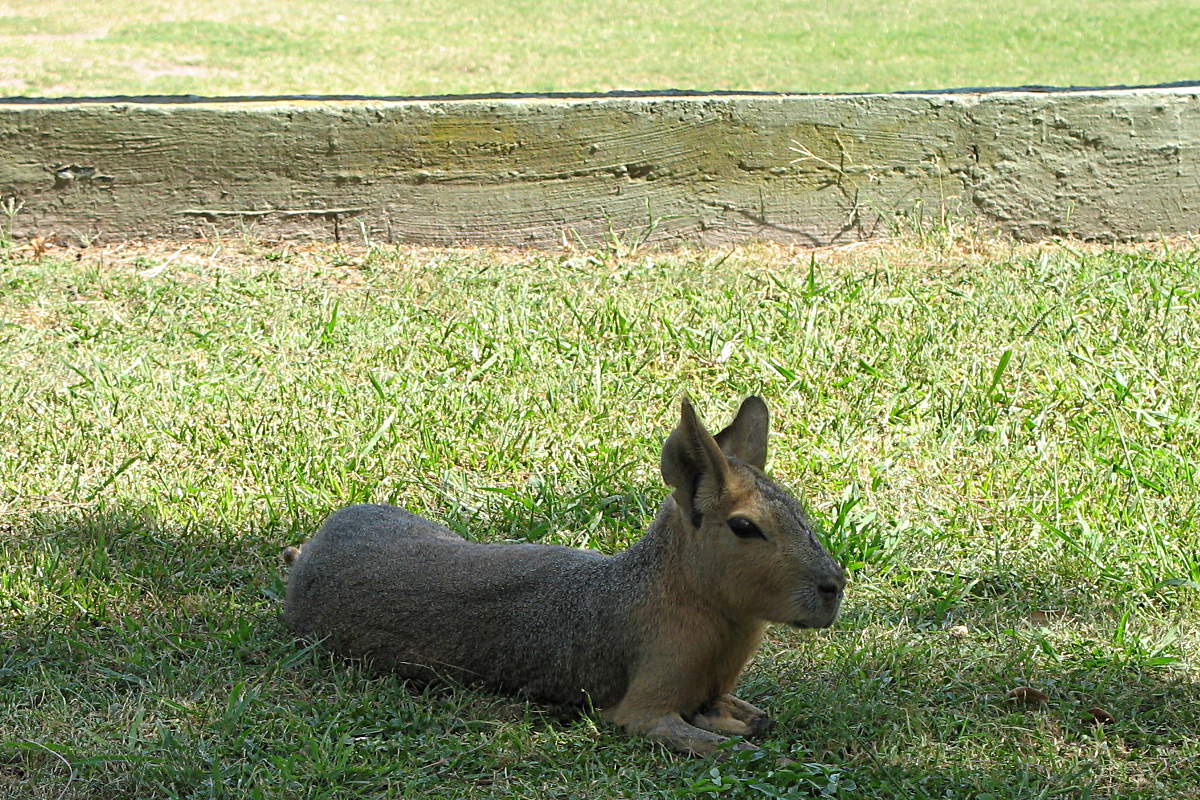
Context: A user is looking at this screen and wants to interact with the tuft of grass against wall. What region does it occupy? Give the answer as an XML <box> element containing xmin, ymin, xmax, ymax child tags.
<box><xmin>1</xmin><ymin>236</ymin><xmax>1198</xmax><ymax>798</ymax></box>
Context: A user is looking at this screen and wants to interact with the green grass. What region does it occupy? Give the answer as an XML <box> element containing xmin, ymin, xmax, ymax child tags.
<box><xmin>0</xmin><ymin>0</ymin><xmax>1197</xmax><ymax>96</ymax></box>
<box><xmin>1</xmin><ymin>235</ymin><xmax>1199</xmax><ymax>798</ymax></box>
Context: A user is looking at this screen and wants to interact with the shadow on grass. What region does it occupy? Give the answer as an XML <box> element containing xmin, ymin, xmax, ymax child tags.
<box><xmin>743</xmin><ymin>640</ymin><xmax>1200</xmax><ymax>799</ymax></box>
<box><xmin>2</xmin><ymin>506</ymin><xmax>1197</xmax><ymax>798</ymax></box>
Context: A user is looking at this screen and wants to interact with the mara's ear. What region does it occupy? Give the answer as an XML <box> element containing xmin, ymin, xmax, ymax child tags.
<box><xmin>714</xmin><ymin>396</ymin><xmax>769</xmax><ymax>470</ymax></box>
<box><xmin>660</xmin><ymin>395</ymin><xmax>734</xmax><ymax>528</ymax></box>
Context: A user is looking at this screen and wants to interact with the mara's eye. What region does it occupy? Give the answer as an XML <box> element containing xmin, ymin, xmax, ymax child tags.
<box><xmin>727</xmin><ymin>516</ymin><xmax>766</xmax><ymax>540</ymax></box>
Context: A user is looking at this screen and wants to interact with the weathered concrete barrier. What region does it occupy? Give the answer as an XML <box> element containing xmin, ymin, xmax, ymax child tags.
<box><xmin>1</xmin><ymin>85</ymin><xmax>1197</xmax><ymax>246</ymax></box>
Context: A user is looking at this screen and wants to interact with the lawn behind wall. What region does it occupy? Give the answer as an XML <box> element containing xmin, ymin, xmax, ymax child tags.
<box><xmin>1</xmin><ymin>0</ymin><xmax>1198</xmax><ymax>97</ymax></box>
<box><xmin>1</xmin><ymin>232</ymin><xmax>1198</xmax><ymax>799</ymax></box>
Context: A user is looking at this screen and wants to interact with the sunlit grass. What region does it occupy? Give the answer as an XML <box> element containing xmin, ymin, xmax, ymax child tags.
<box><xmin>1</xmin><ymin>0</ymin><xmax>1197</xmax><ymax>96</ymax></box>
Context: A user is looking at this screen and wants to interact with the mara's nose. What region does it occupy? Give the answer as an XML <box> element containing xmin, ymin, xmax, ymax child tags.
<box><xmin>817</xmin><ymin>581</ymin><xmax>842</xmax><ymax>601</ymax></box>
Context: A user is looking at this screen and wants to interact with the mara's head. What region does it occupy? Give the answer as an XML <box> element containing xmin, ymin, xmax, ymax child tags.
<box><xmin>660</xmin><ymin>395</ymin><xmax>846</xmax><ymax>629</ymax></box>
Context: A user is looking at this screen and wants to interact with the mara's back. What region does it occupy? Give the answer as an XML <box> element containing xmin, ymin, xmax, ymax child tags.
<box><xmin>283</xmin><ymin>503</ymin><xmax>639</xmax><ymax>710</ymax></box>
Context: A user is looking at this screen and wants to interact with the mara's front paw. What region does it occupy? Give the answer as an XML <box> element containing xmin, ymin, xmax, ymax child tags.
<box><xmin>744</xmin><ymin>713</ymin><xmax>775</xmax><ymax>738</ymax></box>
<box><xmin>722</xmin><ymin>694</ymin><xmax>774</xmax><ymax>738</ymax></box>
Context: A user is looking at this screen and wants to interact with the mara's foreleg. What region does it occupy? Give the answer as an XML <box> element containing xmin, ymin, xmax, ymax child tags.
<box><xmin>604</xmin><ymin>705</ymin><xmax>755</xmax><ymax>757</ymax></box>
<box><xmin>603</xmin><ymin>670</ymin><xmax>760</xmax><ymax>756</ymax></box>
<box><xmin>689</xmin><ymin>694</ymin><xmax>773</xmax><ymax>738</ymax></box>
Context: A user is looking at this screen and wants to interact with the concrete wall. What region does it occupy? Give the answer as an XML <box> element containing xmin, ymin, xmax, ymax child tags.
<box><xmin>1</xmin><ymin>86</ymin><xmax>1197</xmax><ymax>247</ymax></box>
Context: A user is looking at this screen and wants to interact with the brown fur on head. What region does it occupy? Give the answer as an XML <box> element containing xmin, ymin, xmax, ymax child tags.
<box><xmin>660</xmin><ymin>395</ymin><xmax>846</xmax><ymax>628</ymax></box>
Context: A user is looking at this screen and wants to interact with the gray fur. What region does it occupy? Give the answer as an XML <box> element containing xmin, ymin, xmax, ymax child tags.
<box><xmin>284</xmin><ymin>502</ymin><xmax>680</xmax><ymax>711</ymax></box>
